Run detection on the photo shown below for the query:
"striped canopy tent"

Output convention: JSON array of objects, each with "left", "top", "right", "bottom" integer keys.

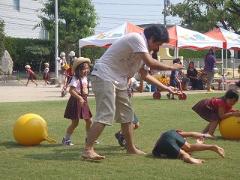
[
  {"left": 205, "top": 27, "right": 240, "bottom": 49},
  {"left": 79, "top": 22, "right": 143, "bottom": 50},
  {"left": 166, "top": 25, "right": 223, "bottom": 56},
  {"left": 205, "top": 27, "right": 240, "bottom": 71}
]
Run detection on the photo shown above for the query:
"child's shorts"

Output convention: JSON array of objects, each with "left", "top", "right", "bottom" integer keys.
[{"left": 152, "top": 130, "right": 186, "bottom": 159}]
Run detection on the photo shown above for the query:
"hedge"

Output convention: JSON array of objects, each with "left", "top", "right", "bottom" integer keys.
[{"left": 4, "top": 37, "right": 54, "bottom": 72}]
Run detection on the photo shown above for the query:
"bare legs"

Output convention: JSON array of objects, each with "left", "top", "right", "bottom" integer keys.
[
  {"left": 82, "top": 122, "right": 145, "bottom": 160},
  {"left": 66, "top": 119, "right": 79, "bottom": 136},
  {"left": 82, "top": 122, "right": 106, "bottom": 160},
  {"left": 183, "top": 143, "right": 225, "bottom": 158},
  {"left": 179, "top": 149, "right": 205, "bottom": 164},
  {"left": 179, "top": 142, "right": 225, "bottom": 164},
  {"left": 85, "top": 119, "right": 93, "bottom": 135},
  {"left": 26, "top": 79, "right": 38, "bottom": 86},
  {"left": 121, "top": 122, "right": 145, "bottom": 154}
]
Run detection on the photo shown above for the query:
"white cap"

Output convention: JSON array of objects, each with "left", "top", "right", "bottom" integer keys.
[
  {"left": 69, "top": 51, "right": 75, "bottom": 57},
  {"left": 60, "top": 52, "right": 66, "bottom": 57}
]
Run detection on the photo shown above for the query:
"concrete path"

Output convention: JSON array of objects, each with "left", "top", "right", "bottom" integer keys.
[{"left": 0, "top": 80, "right": 224, "bottom": 103}]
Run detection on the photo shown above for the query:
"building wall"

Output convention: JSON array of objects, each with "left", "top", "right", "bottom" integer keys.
[{"left": 0, "top": 0, "right": 48, "bottom": 39}]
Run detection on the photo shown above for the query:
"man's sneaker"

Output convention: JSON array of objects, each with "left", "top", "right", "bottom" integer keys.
[
  {"left": 62, "top": 137, "right": 74, "bottom": 146},
  {"left": 115, "top": 132, "right": 126, "bottom": 147}
]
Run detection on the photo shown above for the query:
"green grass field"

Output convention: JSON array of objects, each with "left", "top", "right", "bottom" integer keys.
[{"left": 0, "top": 93, "right": 240, "bottom": 180}]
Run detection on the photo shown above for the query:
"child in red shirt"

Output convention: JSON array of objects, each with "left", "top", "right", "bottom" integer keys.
[
  {"left": 25, "top": 65, "right": 38, "bottom": 86},
  {"left": 192, "top": 89, "right": 240, "bottom": 137}
]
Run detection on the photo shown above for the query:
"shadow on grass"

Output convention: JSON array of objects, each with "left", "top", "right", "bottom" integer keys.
[
  {"left": 23, "top": 145, "right": 125, "bottom": 162},
  {"left": 0, "top": 141, "right": 63, "bottom": 150},
  {"left": 0, "top": 141, "right": 25, "bottom": 149}
]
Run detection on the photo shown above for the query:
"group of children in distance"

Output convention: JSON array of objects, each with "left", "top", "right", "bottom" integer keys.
[
  {"left": 31, "top": 55, "right": 239, "bottom": 164},
  {"left": 24, "top": 62, "right": 50, "bottom": 86}
]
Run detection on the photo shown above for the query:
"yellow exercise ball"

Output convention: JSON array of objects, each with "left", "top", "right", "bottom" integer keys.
[
  {"left": 219, "top": 116, "right": 240, "bottom": 140},
  {"left": 13, "top": 113, "right": 56, "bottom": 146}
]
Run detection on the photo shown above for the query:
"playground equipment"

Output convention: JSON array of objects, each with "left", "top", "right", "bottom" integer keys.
[
  {"left": 219, "top": 116, "right": 240, "bottom": 140},
  {"left": 152, "top": 74, "right": 187, "bottom": 100},
  {"left": 13, "top": 113, "right": 56, "bottom": 146}
]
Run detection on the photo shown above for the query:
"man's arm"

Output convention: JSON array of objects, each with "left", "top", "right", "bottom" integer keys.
[
  {"left": 139, "top": 68, "right": 176, "bottom": 94},
  {"left": 138, "top": 52, "right": 183, "bottom": 71}
]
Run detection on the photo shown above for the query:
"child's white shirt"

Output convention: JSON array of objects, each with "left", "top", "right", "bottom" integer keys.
[{"left": 69, "top": 76, "right": 88, "bottom": 95}]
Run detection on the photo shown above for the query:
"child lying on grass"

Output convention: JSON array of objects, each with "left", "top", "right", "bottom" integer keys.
[{"left": 152, "top": 130, "right": 224, "bottom": 164}]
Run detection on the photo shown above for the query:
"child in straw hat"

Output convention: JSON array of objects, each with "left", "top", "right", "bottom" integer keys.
[{"left": 62, "top": 57, "right": 93, "bottom": 146}]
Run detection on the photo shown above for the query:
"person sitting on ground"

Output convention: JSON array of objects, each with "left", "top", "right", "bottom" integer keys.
[
  {"left": 152, "top": 129, "right": 225, "bottom": 164},
  {"left": 187, "top": 61, "right": 203, "bottom": 90}
]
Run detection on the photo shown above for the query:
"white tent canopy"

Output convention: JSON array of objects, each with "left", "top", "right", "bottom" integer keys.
[
  {"left": 79, "top": 22, "right": 143, "bottom": 48},
  {"left": 167, "top": 25, "right": 223, "bottom": 49}
]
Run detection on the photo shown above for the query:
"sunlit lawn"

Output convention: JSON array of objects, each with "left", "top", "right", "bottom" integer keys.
[{"left": 0, "top": 93, "right": 240, "bottom": 179}]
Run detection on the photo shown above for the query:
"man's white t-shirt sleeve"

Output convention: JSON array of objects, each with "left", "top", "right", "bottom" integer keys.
[{"left": 127, "top": 33, "right": 148, "bottom": 53}]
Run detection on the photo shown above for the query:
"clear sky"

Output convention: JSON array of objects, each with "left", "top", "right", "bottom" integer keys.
[{"left": 92, "top": 0, "right": 183, "bottom": 33}]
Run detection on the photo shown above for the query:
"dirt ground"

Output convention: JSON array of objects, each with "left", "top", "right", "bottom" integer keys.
[{"left": 0, "top": 79, "right": 222, "bottom": 103}]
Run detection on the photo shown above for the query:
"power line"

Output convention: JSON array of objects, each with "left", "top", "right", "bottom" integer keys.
[
  {"left": 100, "top": 16, "right": 163, "bottom": 21},
  {"left": 99, "top": 13, "right": 162, "bottom": 17},
  {"left": 92, "top": 1, "right": 163, "bottom": 6}
]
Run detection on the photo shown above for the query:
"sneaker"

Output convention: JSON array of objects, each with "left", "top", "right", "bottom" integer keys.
[
  {"left": 115, "top": 132, "right": 126, "bottom": 147},
  {"left": 62, "top": 137, "right": 74, "bottom": 146}
]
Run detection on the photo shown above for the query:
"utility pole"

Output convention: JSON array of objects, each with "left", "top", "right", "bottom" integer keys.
[
  {"left": 163, "top": 0, "right": 170, "bottom": 27},
  {"left": 55, "top": 0, "right": 59, "bottom": 79}
]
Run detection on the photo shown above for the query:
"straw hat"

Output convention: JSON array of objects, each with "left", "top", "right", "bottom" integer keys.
[
  {"left": 72, "top": 57, "right": 91, "bottom": 71},
  {"left": 25, "top": 65, "right": 31, "bottom": 69}
]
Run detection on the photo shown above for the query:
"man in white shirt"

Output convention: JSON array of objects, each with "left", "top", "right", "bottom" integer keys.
[{"left": 82, "top": 25, "right": 182, "bottom": 160}]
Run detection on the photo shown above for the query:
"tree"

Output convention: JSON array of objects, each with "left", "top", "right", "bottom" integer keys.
[
  {"left": 0, "top": 20, "right": 5, "bottom": 59},
  {"left": 170, "top": 0, "right": 240, "bottom": 32},
  {"left": 40, "top": 0, "right": 97, "bottom": 53},
  {"left": 24, "top": 46, "right": 51, "bottom": 73}
]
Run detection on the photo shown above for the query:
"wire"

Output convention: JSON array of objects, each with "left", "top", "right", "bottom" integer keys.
[
  {"left": 100, "top": 16, "right": 163, "bottom": 22},
  {"left": 92, "top": 1, "right": 163, "bottom": 6}
]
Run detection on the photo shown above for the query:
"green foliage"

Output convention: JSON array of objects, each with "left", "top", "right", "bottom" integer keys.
[
  {"left": 40, "top": 0, "right": 97, "bottom": 53},
  {"left": 81, "top": 47, "right": 106, "bottom": 64},
  {"left": 4, "top": 37, "right": 54, "bottom": 72},
  {"left": 1, "top": 94, "right": 240, "bottom": 179},
  {"left": 0, "top": 20, "right": 5, "bottom": 59},
  {"left": 170, "top": 0, "right": 240, "bottom": 32}
]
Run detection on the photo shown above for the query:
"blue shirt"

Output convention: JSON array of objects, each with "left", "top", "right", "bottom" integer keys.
[{"left": 204, "top": 53, "right": 216, "bottom": 72}]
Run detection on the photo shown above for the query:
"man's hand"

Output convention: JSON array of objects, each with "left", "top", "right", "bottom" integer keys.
[
  {"left": 173, "top": 63, "right": 184, "bottom": 70},
  {"left": 167, "top": 86, "right": 181, "bottom": 95}
]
